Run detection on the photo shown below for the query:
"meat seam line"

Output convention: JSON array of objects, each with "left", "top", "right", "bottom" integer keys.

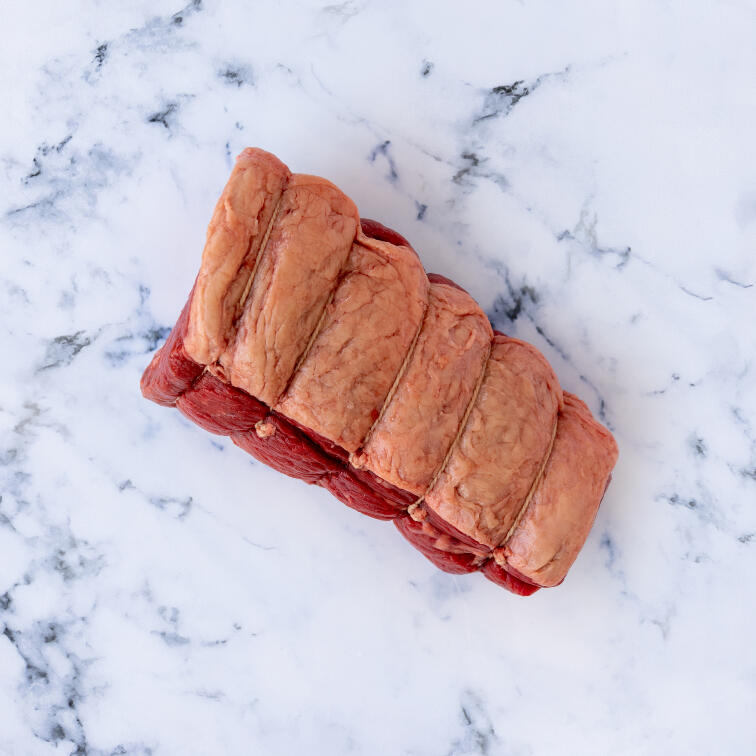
[
  {"left": 218, "top": 188, "right": 286, "bottom": 371},
  {"left": 271, "top": 217, "right": 363, "bottom": 407},
  {"left": 495, "top": 414, "right": 559, "bottom": 558},
  {"left": 348, "top": 270, "right": 431, "bottom": 466},
  {"left": 409, "top": 339, "right": 494, "bottom": 515}
]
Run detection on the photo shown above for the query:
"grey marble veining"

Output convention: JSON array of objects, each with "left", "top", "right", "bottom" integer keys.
[{"left": 2, "top": 1, "right": 755, "bottom": 754}]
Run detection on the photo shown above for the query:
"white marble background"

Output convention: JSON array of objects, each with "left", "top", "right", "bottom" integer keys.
[{"left": 2, "top": 1, "right": 755, "bottom": 754}]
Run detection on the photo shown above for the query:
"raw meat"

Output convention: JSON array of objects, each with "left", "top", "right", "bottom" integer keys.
[
  {"left": 496, "top": 393, "right": 618, "bottom": 586},
  {"left": 352, "top": 281, "right": 492, "bottom": 496},
  {"left": 185, "top": 149, "right": 290, "bottom": 365},
  {"left": 141, "top": 148, "right": 619, "bottom": 596},
  {"left": 217, "top": 175, "right": 359, "bottom": 405},
  {"left": 276, "top": 232, "right": 428, "bottom": 451},
  {"left": 423, "top": 333, "right": 562, "bottom": 550}
]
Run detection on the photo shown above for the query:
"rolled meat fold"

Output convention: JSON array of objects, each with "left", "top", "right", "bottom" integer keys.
[
  {"left": 141, "top": 147, "right": 619, "bottom": 596},
  {"left": 352, "top": 282, "right": 492, "bottom": 496},
  {"left": 423, "top": 334, "right": 563, "bottom": 549},
  {"left": 276, "top": 232, "right": 429, "bottom": 451},
  {"left": 496, "top": 393, "right": 618, "bottom": 587},
  {"left": 218, "top": 175, "right": 359, "bottom": 405},
  {"left": 184, "top": 149, "right": 290, "bottom": 366}
]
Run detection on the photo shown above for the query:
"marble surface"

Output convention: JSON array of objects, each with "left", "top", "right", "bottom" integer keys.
[{"left": 2, "top": 1, "right": 755, "bottom": 753}]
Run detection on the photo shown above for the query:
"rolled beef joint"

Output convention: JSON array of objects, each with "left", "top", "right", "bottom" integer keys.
[{"left": 141, "top": 148, "right": 619, "bottom": 596}]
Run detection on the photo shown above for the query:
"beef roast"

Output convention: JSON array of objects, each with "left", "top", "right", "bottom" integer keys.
[
  {"left": 351, "top": 282, "right": 492, "bottom": 496},
  {"left": 276, "top": 232, "right": 429, "bottom": 451},
  {"left": 141, "top": 148, "right": 619, "bottom": 596}
]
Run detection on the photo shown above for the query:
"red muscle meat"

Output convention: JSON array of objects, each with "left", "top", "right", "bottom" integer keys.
[{"left": 141, "top": 148, "right": 619, "bottom": 596}]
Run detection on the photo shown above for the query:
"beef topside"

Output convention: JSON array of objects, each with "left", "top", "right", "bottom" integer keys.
[{"left": 141, "top": 148, "right": 619, "bottom": 596}]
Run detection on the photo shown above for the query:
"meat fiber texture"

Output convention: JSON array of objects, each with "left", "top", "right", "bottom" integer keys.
[{"left": 141, "top": 148, "right": 619, "bottom": 596}]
